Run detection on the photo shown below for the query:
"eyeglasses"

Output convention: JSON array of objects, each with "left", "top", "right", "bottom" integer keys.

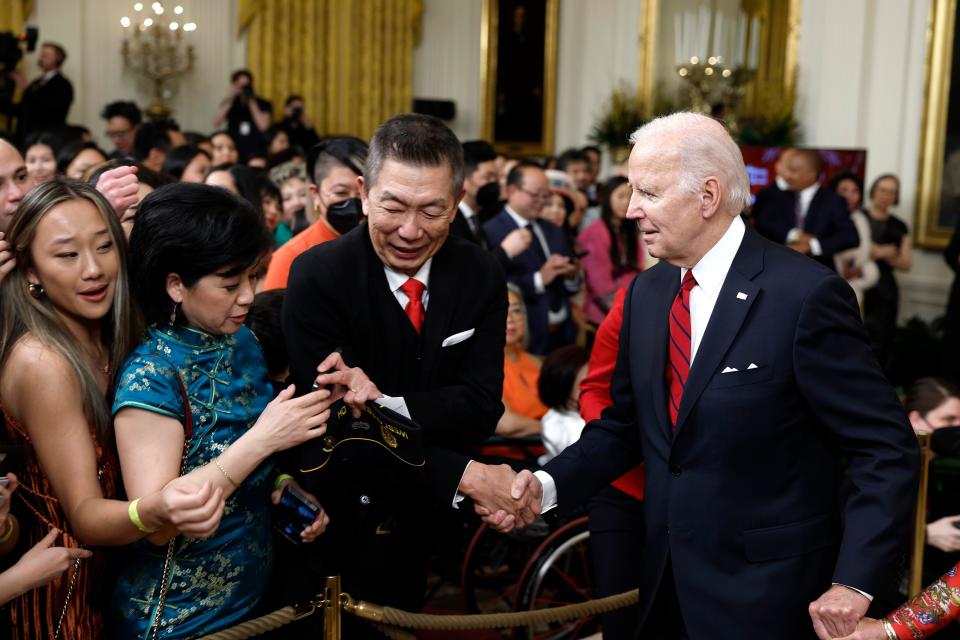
[{"left": 520, "top": 188, "right": 552, "bottom": 201}]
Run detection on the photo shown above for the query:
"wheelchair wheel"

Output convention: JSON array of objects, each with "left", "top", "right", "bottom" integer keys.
[
  {"left": 461, "top": 519, "right": 551, "bottom": 615},
  {"left": 513, "top": 516, "right": 597, "bottom": 640}
]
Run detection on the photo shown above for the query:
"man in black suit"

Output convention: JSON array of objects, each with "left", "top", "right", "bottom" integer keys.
[
  {"left": 449, "top": 139, "right": 531, "bottom": 272},
  {"left": 283, "top": 114, "right": 520, "bottom": 634},
  {"left": 752, "top": 148, "right": 859, "bottom": 270},
  {"left": 483, "top": 162, "right": 580, "bottom": 355},
  {"left": 14, "top": 42, "right": 73, "bottom": 145},
  {"left": 493, "top": 113, "right": 919, "bottom": 639}
]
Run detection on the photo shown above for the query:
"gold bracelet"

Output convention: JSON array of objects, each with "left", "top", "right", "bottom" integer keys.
[
  {"left": 0, "top": 515, "right": 15, "bottom": 544},
  {"left": 127, "top": 498, "right": 157, "bottom": 534},
  {"left": 881, "top": 619, "right": 899, "bottom": 640},
  {"left": 214, "top": 457, "right": 239, "bottom": 488}
]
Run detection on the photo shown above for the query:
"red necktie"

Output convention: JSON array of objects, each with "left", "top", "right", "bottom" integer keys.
[
  {"left": 400, "top": 278, "right": 426, "bottom": 334},
  {"left": 666, "top": 271, "right": 697, "bottom": 428}
]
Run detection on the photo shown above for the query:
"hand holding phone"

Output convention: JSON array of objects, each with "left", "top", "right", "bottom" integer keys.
[{"left": 273, "top": 484, "right": 322, "bottom": 545}]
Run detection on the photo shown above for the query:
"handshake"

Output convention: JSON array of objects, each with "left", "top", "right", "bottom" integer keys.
[{"left": 458, "top": 462, "right": 545, "bottom": 532}]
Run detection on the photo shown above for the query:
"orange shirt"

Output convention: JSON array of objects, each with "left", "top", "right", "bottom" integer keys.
[
  {"left": 262, "top": 218, "right": 340, "bottom": 290},
  {"left": 503, "top": 350, "right": 548, "bottom": 419}
]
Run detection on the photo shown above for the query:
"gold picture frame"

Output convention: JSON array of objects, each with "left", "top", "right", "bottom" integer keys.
[
  {"left": 916, "top": 0, "right": 958, "bottom": 250},
  {"left": 481, "top": 0, "right": 559, "bottom": 156}
]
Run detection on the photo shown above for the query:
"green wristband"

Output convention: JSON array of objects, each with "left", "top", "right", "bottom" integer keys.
[{"left": 274, "top": 473, "right": 295, "bottom": 492}]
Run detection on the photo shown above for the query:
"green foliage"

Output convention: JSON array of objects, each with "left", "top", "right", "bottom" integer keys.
[
  {"left": 733, "top": 110, "right": 800, "bottom": 146},
  {"left": 589, "top": 85, "right": 647, "bottom": 147}
]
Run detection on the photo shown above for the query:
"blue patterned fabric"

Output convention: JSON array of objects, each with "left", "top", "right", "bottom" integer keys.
[{"left": 109, "top": 323, "right": 274, "bottom": 639}]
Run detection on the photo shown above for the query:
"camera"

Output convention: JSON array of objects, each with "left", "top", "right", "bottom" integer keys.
[
  {"left": 242, "top": 85, "right": 253, "bottom": 99},
  {"left": 291, "top": 106, "right": 303, "bottom": 120}
]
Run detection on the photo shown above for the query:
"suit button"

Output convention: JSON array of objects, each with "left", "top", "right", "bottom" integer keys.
[
  {"left": 360, "top": 494, "right": 371, "bottom": 505},
  {"left": 670, "top": 465, "right": 682, "bottom": 476}
]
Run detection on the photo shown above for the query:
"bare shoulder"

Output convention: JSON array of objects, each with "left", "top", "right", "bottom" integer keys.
[{"left": 1, "top": 336, "right": 79, "bottom": 416}]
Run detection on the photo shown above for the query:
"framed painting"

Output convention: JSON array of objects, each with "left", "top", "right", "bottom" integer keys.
[
  {"left": 916, "top": 0, "right": 960, "bottom": 249},
  {"left": 481, "top": 0, "right": 559, "bottom": 156}
]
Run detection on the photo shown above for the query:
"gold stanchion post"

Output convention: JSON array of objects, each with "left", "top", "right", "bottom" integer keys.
[
  {"left": 323, "top": 576, "right": 342, "bottom": 640},
  {"left": 909, "top": 433, "right": 932, "bottom": 596}
]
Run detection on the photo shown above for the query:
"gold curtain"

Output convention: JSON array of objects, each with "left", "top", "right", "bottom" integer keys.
[
  {"left": 241, "top": 0, "right": 422, "bottom": 141},
  {"left": 0, "top": 0, "right": 31, "bottom": 33}
]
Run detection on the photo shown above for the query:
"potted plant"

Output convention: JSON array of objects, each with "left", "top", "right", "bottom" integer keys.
[{"left": 589, "top": 84, "right": 647, "bottom": 163}]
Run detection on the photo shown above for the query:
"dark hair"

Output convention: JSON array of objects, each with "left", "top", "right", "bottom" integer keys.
[
  {"left": 462, "top": 140, "right": 497, "bottom": 175},
  {"left": 506, "top": 160, "right": 543, "bottom": 190},
  {"left": 100, "top": 101, "right": 142, "bottom": 126},
  {"left": 365, "top": 114, "right": 464, "bottom": 194},
  {"left": 599, "top": 175, "right": 639, "bottom": 271},
  {"left": 869, "top": 173, "right": 900, "bottom": 206},
  {"left": 162, "top": 145, "right": 211, "bottom": 180},
  {"left": 42, "top": 42, "right": 67, "bottom": 65},
  {"left": 793, "top": 149, "right": 824, "bottom": 177},
  {"left": 905, "top": 377, "right": 960, "bottom": 417},
  {"left": 245, "top": 290, "right": 287, "bottom": 378},
  {"left": 266, "top": 147, "right": 303, "bottom": 170},
  {"left": 582, "top": 145, "right": 601, "bottom": 157},
  {"left": 56, "top": 141, "right": 107, "bottom": 175},
  {"left": 230, "top": 69, "right": 253, "bottom": 85},
  {"left": 265, "top": 125, "right": 288, "bottom": 149},
  {"left": 23, "top": 131, "right": 62, "bottom": 157},
  {"left": 827, "top": 171, "right": 863, "bottom": 198},
  {"left": 307, "top": 136, "right": 367, "bottom": 186},
  {"left": 129, "top": 183, "right": 270, "bottom": 325},
  {"left": 556, "top": 148, "right": 590, "bottom": 172},
  {"left": 133, "top": 119, "right": 179, "bottom": 161},
  {"left": 208, "top": 163, "right": 265, "bottom": 215},
  {"left": 284, "top": 94, "right": 304, "bottom": 107},
  {"left": 183, "top": 131, "right": 211, "bottom": 147},
  {"left": 87, "top": 158, "right": 170, "bottom": 190},
  {"left": 257, "top": 174, "right": 281, "bottom": 204},
  {"left": 538, "top": 345, "right": 590, "bottom": 411}
]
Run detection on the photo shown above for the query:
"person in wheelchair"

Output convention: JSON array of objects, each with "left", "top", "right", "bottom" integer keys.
[
  {"left": 498, "top": 284, "right": 547, "bottom": 438},
  {"left": 537, "top": 345, "right": 589, "bottom": 464}
]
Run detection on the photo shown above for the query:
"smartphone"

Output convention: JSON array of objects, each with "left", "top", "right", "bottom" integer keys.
[
  {"left": 273, "top": 484, "right": 321, "bottom": 544},
  {"left": 574, "top": 249, "right": 590, "bottom": 259},
  {"left": 0, "top": 477, "right": 7, "bottom": 488}
]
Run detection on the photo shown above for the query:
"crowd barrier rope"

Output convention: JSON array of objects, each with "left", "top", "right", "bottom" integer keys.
[{"left": 197, "top": 575, "right": 639, "bottom": 639}]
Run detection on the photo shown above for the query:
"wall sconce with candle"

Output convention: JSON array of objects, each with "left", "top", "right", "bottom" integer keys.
[{"left": 120, "top": 2, "right": 196, "bottom": 120}]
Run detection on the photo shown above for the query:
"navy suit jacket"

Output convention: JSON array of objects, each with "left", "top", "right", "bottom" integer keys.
[
  {"left": 483, "top": 209, "right": 574, "bottom": 354},
  {"left": 543, "top": 226, "right": 919, "bottom": 639},
  {"left": 753, "top": 184, "right": 859, "bottom": 270}
]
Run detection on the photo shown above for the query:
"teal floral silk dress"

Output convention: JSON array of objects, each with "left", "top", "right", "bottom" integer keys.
[{"left": 109, "top": 324, "right": 275, "bottom": 639}]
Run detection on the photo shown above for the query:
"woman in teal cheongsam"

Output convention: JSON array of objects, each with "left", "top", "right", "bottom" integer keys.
[{"left": 109, "top": 183, "right": 331, "bottom": 639}]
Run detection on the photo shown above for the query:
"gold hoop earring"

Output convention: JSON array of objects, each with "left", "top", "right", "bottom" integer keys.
[
  {"left": 169, "top": 302, "right": 178, "bottom": 325},
  {"left": 28, "top": 283, "right": 44, "bottom": 299}
]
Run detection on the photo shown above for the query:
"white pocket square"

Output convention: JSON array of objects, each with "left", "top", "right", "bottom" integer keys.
[
  {"left": 747, "top": 363, "right": 759, "bottom": 370},
  {"left": 721, "top": 366, "right": 739, "bottom": 373},
  {"left": 442, "top": 328, "right": 475, "bottom": 347}
]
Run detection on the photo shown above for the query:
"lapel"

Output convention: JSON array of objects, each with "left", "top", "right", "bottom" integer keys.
[
  {"left": 642, "top": 265, "right": 681, "bottom": 440},
  {"left": 673, "top": 227, "right": 765, "bottom": 433},
  {"left": 804, "top": 188, "right": 824, "bottom": 230},
  {"left": 418, "top": 241, "right": 459, "bottom": 387}
]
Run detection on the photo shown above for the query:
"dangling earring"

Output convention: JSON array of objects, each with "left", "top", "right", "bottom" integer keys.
[
  {"left": 169, "top": 302, "right": 178, "bottom": 325},
  {"left": 28, "top": 283, "right": 44, "bottom": 299}
]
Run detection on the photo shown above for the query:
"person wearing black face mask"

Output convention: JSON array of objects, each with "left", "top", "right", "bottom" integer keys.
[
  {"left": 450, "top": 140, "right": 532, "bottom": 274},
  {"left": 263, "top": 137, "right": 368, "bottom": 290}
]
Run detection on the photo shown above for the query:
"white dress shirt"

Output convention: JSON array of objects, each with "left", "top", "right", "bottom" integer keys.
[
  {"left": 786, "top": 183, "right": 823, "bottom": 256},
  {"left": 503, "top": 205, "right": 570, "bottom": 324},
  {"left": 376, "top": 259, "right": 432, "bottom": 419}
]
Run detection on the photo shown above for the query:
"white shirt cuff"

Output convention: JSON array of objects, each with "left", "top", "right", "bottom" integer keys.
[
  {"left": 833, "top": 583, "right": 873, "bottom": 602},
  {"left": 533, "top": 272, "right": 545, "bottom": 295},
  {"left": 786, "top": 228, "right": 802, "bottom": 244},
  {"left": 377, "top": 395, "right": 410, "bottom": 419},
  {"left": 809, "top": 237, "right": 822, "bottom": 256},
  {"left": 534, "top": 470, "right": 557, "bottom": 513},
  {"left": 452, "top": 460, "right": 473, "bottom": 509}
]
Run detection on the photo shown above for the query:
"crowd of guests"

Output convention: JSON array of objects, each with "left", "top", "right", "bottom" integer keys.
[{"left": 0, "top": 53, "right": 958, "bottom": 640}]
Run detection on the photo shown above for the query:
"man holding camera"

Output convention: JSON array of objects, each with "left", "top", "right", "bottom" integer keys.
[
  {"left": 279, "top": 95, "right": 319, "bottom": 152},
  {"left": 212, "top": 69, "right": 272, "bottom": 161}
]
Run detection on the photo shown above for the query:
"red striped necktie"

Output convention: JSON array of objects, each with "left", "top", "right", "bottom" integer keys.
[{"left": 666, "top": 271, "right": 697, "bottom": 428}]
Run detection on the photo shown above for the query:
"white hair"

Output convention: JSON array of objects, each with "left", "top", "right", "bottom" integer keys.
[{"left": 628, "top": 112, "right": 751, "bottom": 215}]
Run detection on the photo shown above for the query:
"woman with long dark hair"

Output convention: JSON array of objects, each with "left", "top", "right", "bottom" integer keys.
[{"left": 576, "top": 175, "right": 645, "bottom": 326}]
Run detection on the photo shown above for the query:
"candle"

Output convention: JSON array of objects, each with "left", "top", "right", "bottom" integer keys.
[{"left": 675, "top": 13, "right": 682, "bottom": 65}]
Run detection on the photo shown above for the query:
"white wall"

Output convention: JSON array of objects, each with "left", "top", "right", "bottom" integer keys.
[
  {"left": 795, "top": 0, "right": 950, "bottom": 323},
  {"left": 22, "top": 0, "right": 246, "bottom": 148},
  {"left": 412, "top": 0, "right": 642, "bottom": 151}
]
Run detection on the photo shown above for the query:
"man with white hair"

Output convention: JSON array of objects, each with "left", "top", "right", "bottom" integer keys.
[{"left": 492, "top": 113, "right": 918, "bottom": 639}]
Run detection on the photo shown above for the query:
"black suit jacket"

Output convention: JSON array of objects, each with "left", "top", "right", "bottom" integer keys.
[
  {"left": 483, "top": 209, "right": 576, "bottom": 354},
  {"left": 16, "top": 72, "right": 73, "bottom": 142},
  {"left": 753, "top": 184, "right": 859, "bottom": 269},
  {"left": 543, "top": 225, "right": 919, "bottom": 639},
  {"left": 449, "top": 205, "right": 511, "bottom": 273},
  {"left": 283, "top": 223, "right": 507, "bottom": 504}
]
